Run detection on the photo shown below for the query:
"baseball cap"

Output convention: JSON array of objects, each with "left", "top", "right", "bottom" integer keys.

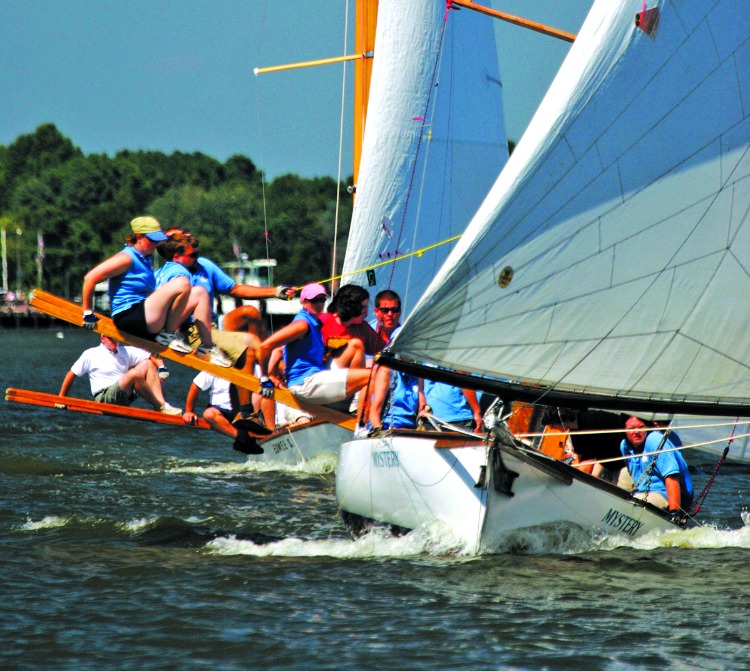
[
  {"left": 130, "top": 216, "right": 168, "bottom": 242},
  {"left": 300, "top": 283, "right": 327, "bottom": 301}
]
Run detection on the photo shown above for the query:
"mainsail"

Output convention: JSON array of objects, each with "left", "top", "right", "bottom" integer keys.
[
  {"left": 341, "top": 0, "right": 508, "bottom": 314},
  {"left": 390, "top": 0, "right": 750, "bottom": 414}
]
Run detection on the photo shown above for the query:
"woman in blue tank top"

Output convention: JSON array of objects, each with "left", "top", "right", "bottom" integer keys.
[{"left": 80, "top": 216, "right": 194, "bottom": 348}]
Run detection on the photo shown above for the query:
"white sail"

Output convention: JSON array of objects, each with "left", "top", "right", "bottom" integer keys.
[
  {"left": 341, "top": 0, "right": 508, "bottom": 315},
  {"left": 392, "top": 0, "right": 750, "bottom": 411}
]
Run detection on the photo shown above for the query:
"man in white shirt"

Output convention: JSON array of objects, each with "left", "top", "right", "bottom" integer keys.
[
  {"left": 59, "top": 335, "right": 181, "bottom": 415},
  {"left": 182, "top": 370, "right": 264, "bottom": 454}
]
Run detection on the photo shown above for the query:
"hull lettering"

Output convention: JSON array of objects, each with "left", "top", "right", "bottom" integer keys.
[
  {"left": 601, "top": 509, "right": 644, "bottom": 537},
  {"left": 372, "top": 450, "right": 400, "bottom": 468}
]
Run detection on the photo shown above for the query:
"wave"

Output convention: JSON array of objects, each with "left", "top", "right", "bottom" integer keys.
[
  {"left": 207, "top": 521, "right": 480, "bottom": 559},
  {"left": 169, "top": 452, "right": 337, "bottom": 477}
]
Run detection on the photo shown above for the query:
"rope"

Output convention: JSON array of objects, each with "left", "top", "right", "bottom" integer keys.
[
  {"left": 691, "top": 422, "right": 737, "bottom": 515},
  {"left": 387, "top": 5, "right": 451, "bottom": 290},
  {"left": 316, "top": 233, "right": 462, "bottom": 286},
  {"left": 330, "top": 0, "right": 351, "bottom": 289}
]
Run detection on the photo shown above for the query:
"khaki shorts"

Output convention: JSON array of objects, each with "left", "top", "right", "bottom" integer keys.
[
  {"left": 186, "top": 325, "right": 248, "bottom": 364},
  {"left": 94, "top": 382, "right": 134, "bottom": 406},
  {"left": 288, "top": 369, "right": 348, "bottom": 404}
]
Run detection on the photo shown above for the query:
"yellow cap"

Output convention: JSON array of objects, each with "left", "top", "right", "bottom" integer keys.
[{"left": 130, "top": 216, "right": 167, "bottom": 242}]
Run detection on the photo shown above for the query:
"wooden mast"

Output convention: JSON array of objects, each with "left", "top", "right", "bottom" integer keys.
[{"left": 353, "top": 0, "right": 378, "bottom": 188}]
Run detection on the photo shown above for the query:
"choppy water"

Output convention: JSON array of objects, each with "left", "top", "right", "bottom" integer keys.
[{"left": 2, "top": 330, "right": 749, "bottom": 671}]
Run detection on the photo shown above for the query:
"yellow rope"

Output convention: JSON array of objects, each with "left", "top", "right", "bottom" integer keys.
[{"left": 315, "top": 233, "right": 462, "bottom": 286}]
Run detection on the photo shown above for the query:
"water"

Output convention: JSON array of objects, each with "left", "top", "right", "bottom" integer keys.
[{"left": 2, "top": 330, "right": 749, "bottom": 671}]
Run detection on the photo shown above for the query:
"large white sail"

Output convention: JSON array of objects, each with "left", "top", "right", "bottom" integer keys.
[
  {"left": 392, "top": 0, "right": 750, "bottom": 412},
  {"left": 341, "top": 0, "right": 508, "bottom": 315}
]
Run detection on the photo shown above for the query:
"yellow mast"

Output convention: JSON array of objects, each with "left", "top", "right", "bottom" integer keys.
[{"left": 353, "top": 0, "right": 378, "bottom": 187}]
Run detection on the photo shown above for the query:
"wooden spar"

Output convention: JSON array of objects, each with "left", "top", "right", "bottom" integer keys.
[
  {"left": 254, "top": 52, "right": 368, "bottom": 76},
  {"left": 28, "top": 289, "right": 357, "bottom": 431},
  {"left": 5, "top": 387, "right": 212, "bottom": 430},
  {"left": 353, "top": 0, "right": 378, "bottom": 187},
  {"left": 450, "top": 0, "right": 576, "bottom": 43}
]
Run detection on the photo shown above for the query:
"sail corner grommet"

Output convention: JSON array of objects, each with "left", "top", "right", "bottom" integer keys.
[{"left": 635, "top": 5, "right": 659, "bottom": 38}]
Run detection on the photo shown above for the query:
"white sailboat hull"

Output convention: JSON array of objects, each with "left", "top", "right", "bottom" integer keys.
[
  {"left": 253, "top": 420, "right": 350, "bottom": 466},
  {"left": 337, "top": 432, "right": 676, "bottom": 553}
]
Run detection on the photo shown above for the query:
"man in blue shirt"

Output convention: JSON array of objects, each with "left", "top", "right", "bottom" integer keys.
[
  {"left": 423, "top": 380, "right": 482, "bottom": 432},
  {"left": 620, "top": 416, "right": 693, "bottom": 513}
]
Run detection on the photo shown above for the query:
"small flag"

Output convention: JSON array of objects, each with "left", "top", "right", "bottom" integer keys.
[
  {"left": 37, "top": 233, "right": 45, "bottom": 260},
  {"left": 232, "top": 239, "right": 240, "bottom": 259}
]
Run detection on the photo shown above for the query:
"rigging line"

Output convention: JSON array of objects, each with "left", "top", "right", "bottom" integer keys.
[
  {"left": 403, "top": 9, "right": 449, "bottom": 314},
  {"left": 251, "top": 1, "right": 272, "bottom": 266},
  {"left": 282, "top": 424, "right": 308, "bottom": 465},
  {"left": 387, "top": 6, "right": 450, "bottom": 290},
  {"left": 578, "top": 431, "right": 750, "bottom": 466},
  {"left": 517, "top": 419, "right": 750, "bottom": 438},
  {"left": 331, "top": 0, "right": 351, "bottom": 288},
  {"left": 317, "top": 233, "right": 461, "bottom": 285},
  {"left": 254, "top": 71, "right": 275, "bottom": 330}
]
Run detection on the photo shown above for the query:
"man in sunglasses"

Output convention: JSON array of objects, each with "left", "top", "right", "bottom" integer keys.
[
  {"left": 364, "top": 290, "right": 425, "bottom": 435},
  {"left": 372, "top": 290, "right": 402, "bottom": 346}
]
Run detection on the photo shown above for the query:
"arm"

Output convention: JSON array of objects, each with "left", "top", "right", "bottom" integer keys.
[
  {"left": 665, "top": 474, "right": 681, "bottom": 511},
  {"left": 81, "top": 252, "right": 132, "bottom": 312},
  {"left": 368, "top": 365, "right": 391, "bottom": 429},
  {"left": 183, "top": 383, "right": 201, "bottom": 425},
  {"left": 267, "top": 346, "right": 286, "bottom": 388},
  {"left": 59, "top": 370, "right": 77, "bottom": 397},
  {"left": 230, "top": 284, "right": 296, "bottom": 300},
  {"left": 462, "top": 389, "right": 483, "bottom": 432},
  {"left": 257, "top": 319, "right": 309, "bottom": 378}
]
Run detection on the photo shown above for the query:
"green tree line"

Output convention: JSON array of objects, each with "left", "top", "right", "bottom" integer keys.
[{"left": 0, "top": 124, "right": 353, "bottom": 298}]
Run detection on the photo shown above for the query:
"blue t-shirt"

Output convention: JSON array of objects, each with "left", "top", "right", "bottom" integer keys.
[
  {"left": 109, "top": 246, "right": 156, "bottom": 317},
  {"left": 191, "top": 258, "right": 235, "bottom": 302},
  {"left": 155, "top": 260, "right": 192, "bottom": 287},
  {"left": 620, "top": 431, "right": 693, "bottom": 503},
  {"left": 423, "top": 380, "right": 472, "bottom": 423},
  {"left": 382, "top": 370, "right": 420, "bottom": 429},
  {"left": 284, "top": 310, "right": 325, "bottom": 387}
]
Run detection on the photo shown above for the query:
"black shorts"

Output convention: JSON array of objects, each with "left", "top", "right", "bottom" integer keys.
[
  {"left": 112, "top": 301, "right": 153, "bottom": 339},
  {"left": 213, "top": 407, "right": 234, "bottom": 422}
]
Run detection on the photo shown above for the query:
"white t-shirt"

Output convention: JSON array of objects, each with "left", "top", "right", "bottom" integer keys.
[
  {"left": 70, "top": 344, "right": 150, "bottom": 396},
  {"left": 192, "top": 371, "right": 232, "bottom": 411}
]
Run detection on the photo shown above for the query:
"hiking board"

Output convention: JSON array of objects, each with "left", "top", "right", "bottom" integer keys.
[
  {"left": 29, "top": 289, "right": 356, "bottom": 430},
  {"left": 5, "top": 387, "right": 212, "bottom": 429}
]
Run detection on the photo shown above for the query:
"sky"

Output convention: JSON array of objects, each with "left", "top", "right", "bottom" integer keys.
[{"left": 1, "top": 1, "right": 592, "bottom": 181}]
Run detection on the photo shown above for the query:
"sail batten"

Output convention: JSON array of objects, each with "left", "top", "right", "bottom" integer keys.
[{"left": 391, "top": 0, "right": 750, "bottom": 411}]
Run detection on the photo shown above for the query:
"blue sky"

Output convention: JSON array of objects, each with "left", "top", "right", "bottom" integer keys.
[{"left": 1, "top": 1, "right": 591, "bottom": 180}]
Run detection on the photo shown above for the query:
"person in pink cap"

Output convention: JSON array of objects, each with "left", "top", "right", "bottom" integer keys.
[{"left": 256, "top": 283, "right": 371, "bottom": 409}]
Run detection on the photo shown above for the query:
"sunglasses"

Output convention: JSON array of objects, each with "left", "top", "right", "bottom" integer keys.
[
  {"left": 376, "top": 306, "right": 400, "bottom": 314},
  {"left": 310, "top": 296, "right": 327, "bottom": 304},
  {"left": 183, "top": 251, "right": 199, "bottom": 259}
]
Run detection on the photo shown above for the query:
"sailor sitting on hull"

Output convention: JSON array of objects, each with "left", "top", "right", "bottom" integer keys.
[{"left": 620, "top": 415, "right": 693, "bottom": 514}]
